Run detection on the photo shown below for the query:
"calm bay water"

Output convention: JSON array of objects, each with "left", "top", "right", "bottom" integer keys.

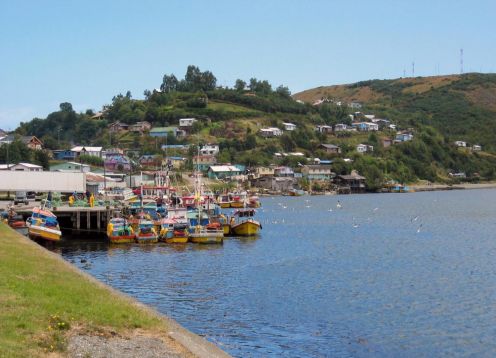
[{"left": 51, "top": 189, "right": 496, "bottom": 357}]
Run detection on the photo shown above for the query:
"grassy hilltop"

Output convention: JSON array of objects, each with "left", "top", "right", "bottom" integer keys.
[{"left": 4, "top": 68, "right": 496, "bottom": 188}]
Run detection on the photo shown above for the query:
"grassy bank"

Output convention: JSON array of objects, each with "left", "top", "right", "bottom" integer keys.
[{"left": 0, "top": 223, "right": 168, "bottom": 357}]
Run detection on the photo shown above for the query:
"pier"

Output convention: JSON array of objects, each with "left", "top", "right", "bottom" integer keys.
[{"left": 3, "top": 203, "right": 116, "bottom": 235}]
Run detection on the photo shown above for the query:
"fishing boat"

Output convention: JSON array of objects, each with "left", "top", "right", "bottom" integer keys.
[
  {"left": 169, "top": 222, "right": 190, "bottom": 243},
  {"left": 229, "top": 209, "right": 261, "bottom": 236},
  {"left": 135, "top": 218, "right": 158, "bottom": 243},
  {"left": 247, "top": 195, "right": 261, "bottom": 208},
  {"left": 230, "top": 192, "right": 247, "bottom": 208},
  {"left": 189, "top": 225, "right": 223, "bottom": 244},
  {"left": 217, "top": 194, "right": 232, "bottom": 208},
  {"left": 209, "top": 214, "right": 230, "bottom": 235},
  {"left": 26, "top": 207, "right": 62, "bottom": 242},
  {"left": 107, "top": 217, "right": 135, "bottom": 244},
  {"left": 288, "top": 188, "right": 305, "bottom": 196}
]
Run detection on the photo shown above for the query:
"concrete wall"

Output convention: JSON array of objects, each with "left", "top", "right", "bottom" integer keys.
[{"left": 0, "top": 172, "right": 86, "bottom": 192}]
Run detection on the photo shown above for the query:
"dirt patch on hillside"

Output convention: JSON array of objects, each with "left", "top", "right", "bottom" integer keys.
[
  {"left": 464, "top": 85, "right": 496, "bottom": 111},
  {"left": 401, "top": 75, "right": 458, "bottom": 94}
]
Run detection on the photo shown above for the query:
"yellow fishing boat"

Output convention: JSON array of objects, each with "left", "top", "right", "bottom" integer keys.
[
  {"left": 160, "top": 220, "right": 189, "bottom": 243},
  {"left": 229, "top": 209, "right": 261, "bottom": 236},
  {"left": 217, "top": 194, "right": 232, "bottom": 208},
  {"left": 189, "top": 225, "right": 224, "bottom": 244},
  {"left": 26, "top": 207, "right": 62, "bottom": 242},
  {"left": 107, "top": 217, "right": 135, "bottom": 244}
]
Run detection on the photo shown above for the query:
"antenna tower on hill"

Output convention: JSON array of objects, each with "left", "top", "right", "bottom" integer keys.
[{"left": 460, "top": 48, "right": 464, "bottom": 74}]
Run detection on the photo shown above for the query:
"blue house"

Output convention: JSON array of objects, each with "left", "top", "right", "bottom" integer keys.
[{"left": 52, "top": 149, "right": 76, "bottom": 160}]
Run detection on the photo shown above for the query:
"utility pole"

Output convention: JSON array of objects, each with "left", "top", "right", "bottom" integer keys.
[{"left": 412, "top": 62, "right": 415, "bottom": 77}]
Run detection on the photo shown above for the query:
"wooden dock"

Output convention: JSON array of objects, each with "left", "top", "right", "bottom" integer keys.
[{"left": 8, "top": 204, "right": 116, "bottom": 234}]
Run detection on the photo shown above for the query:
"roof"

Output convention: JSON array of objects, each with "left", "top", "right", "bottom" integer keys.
[
  {"left": 0, "top": 164, "right": 14, "bottom": 170},
  {"left": 16, "top": 162, "right": 42, "bottom": 168},
  {"left": 304, "top": 165, "right": 332, "bottom": 170},
  {"left": 320, "top": 144, "right": 340, "bottom": 149},
  {"left": 51, "top": 161, "right": 89, "bottom": 167},
  {"left": 71, "top": 146, "right": 102, "bottom": 152},
  {"left": 150, "top": 127, "right": 177, "bottom": 132},
  {"left": 208, "top": 165, "right": 241, "bottom": 172},
  {"left": 339, "top": 174, "right": 366, "bottom": 180}
]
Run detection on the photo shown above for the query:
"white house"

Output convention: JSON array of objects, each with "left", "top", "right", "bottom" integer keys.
[
  {"left": 259, "top": 127, "right": 283, "bottom": 137},
  {"left": 364, "top": 114, "right": 375, "bottom": 120},
  {"left": 71, "top": 146, "right": 103, "bottom": 158},
  {"left": 10, "top": 163, "right": 43, "bottom": 172},
  {"left": 282, "top": 122, "right": 296, "bottom": 131},
  {"left": 472, "top": 144, "right": 482, "bottom": 152},
  {"left": 179, "top": 118, "right": 197, "bottom": 127},
  {"left": 356, "top": 144, "right": 373, "bottom": 153},
  {"left": 315, "top": 125, "right": 333, "bottom": 133},
  {"left": 454, "top": 141, "right": 467, "bottom": 147},
  {"left": 334, "top": 123, "right": 348, "bottom": 132},
  {"left": 200, "top": 144, "right": 220, "bottom": 156}
]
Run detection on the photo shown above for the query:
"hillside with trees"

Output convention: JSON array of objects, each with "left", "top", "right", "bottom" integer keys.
[{"left": 7, "top": 68, "right": 496, "bottom": 189}]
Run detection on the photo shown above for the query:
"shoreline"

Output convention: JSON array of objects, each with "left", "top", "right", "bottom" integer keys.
[{"left": 0, "top": 223, "right": 231, "bottom": 358}]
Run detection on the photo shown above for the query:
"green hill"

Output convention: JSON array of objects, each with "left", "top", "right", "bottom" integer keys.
[
  {"left": 4, "top": 68, "right": 496, "bottom": 189},
  {"left": 294, "top": 73, "right": 496, "bottom": 152}
]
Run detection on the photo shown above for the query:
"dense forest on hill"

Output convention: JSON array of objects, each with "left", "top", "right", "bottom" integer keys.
[{"left": 7, "top": 68, "right": 496, "bottom": 187}]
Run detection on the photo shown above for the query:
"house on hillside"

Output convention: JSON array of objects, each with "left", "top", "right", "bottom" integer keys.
[
  {"left": 161, "top": 144, "right": 190, "bottom": 151},
  {"left": 315, "top": 125, "right": 333, "bottom": 134},
  {"left": 274, "top": 166, "right": 294, "bottom": 177},
  {"left": 105, "top": 155, "right": 132, "bottom": 171},
  {"left": 301, "top": 165, "right": 333, "bottom": 181},
  {"left": 282, "top": 122, "right": 296, "bottom": 131},
  {"left": 179, "top": 118, "right": 197, "bottom": 127},
  {"left": 194, "top": 155, "right": 217, "bottom": 172},
  {"left": 354, "top": 122, "right": 379, "bottom": 132},
  {"left": 52, "top": 149, "right": 76, "bottom": 160},
  {"left": 395, "top": 132, "right": 414, "bottom": 142},
  {"left": 251, "top": 176, "right": 295, "bottom": 192},
  {"left": 253, "top": 166, "right": 275, "bottom": 178},
  {"left": 129, "top": 121, "right": 151, "bottom": 133},
  {"left": 381, "top": 137, "right": 393, "bottom": 148},
  {"left": 50, "top": 162, "right": 90, "bottom": 173},
  {"left": 10, "top": 163, "right": 43, "bottom": 172},
  {"left": 200, "top": 144, "right": 219, "bottom": 156},
  {"left": 472, "top": 144, "right": 482, "bottom": 152},
  {"left": 139, "top": 154, "right": 161, "bottom": 167},
  {"left": 356, "top": 144, "right": 373, "bottom": 153},
  {"left": 165, "top": 156, "right": 186, "bottom": 169},
  {"left": 259, "top": 127, "right": 283, "bottom": 137},
  {"left": 1, "top": 135, "right": 44, "bottom": 150},
  {"left": 319, "top": 144, "right": 341, "bottom": 154},
  {"left": 71, "top": 146, "right": 103, "bottom": 158},
  {"left": 207, "top": 165, "right": 242, "bottom": 179},
  {"left": 454, "top": 140, "right": 467, "bottom": 147},
  {"left": 108, "top": 121, "right": 129, "bottom": 133},
  {"left": 349, "top": 102, "right": 362, "bottom": 109},
  {"left": 333, "top": 123, "right": 349, "bottom": 132},
  {"left": 150, "top": 127, "right": 178, "bottom": 137},
  {"left": 334, "top": 171, "right": 366, "bottom": 194}
]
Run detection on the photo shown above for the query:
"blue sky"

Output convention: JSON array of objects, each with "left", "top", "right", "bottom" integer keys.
[{"left": 1, "top": 0, "right": 495, "bottom": 128}]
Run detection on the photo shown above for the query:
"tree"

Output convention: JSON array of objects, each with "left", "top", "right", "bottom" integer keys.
[
  {"left": 234, "top": 79, "right": 246, "bottom": 91},
  {"left": 160, "top": 74, "right": 179, "bottom": 92},
  {"left": 59, "top": 102, "right": 73, "bottom": 112},
  {"left": 276, "top": 85, "right": 291, "bottom": 97}
]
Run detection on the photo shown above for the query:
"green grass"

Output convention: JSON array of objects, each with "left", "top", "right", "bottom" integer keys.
[
  {"left": 208, "top": 100, "right": 259, "bottom": 113},
  {"left": 0, "top": 224, "right": 165, "bottom": 357}
]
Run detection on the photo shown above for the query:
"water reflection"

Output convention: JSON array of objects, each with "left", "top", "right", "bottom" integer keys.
[{"left": 49, "top": 189, "right": 496, "bottom": 357}]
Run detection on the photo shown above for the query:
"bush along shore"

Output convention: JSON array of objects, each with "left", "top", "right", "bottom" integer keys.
[{"left": 0, "top": 223, "right": 230, "bottom": 358}]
